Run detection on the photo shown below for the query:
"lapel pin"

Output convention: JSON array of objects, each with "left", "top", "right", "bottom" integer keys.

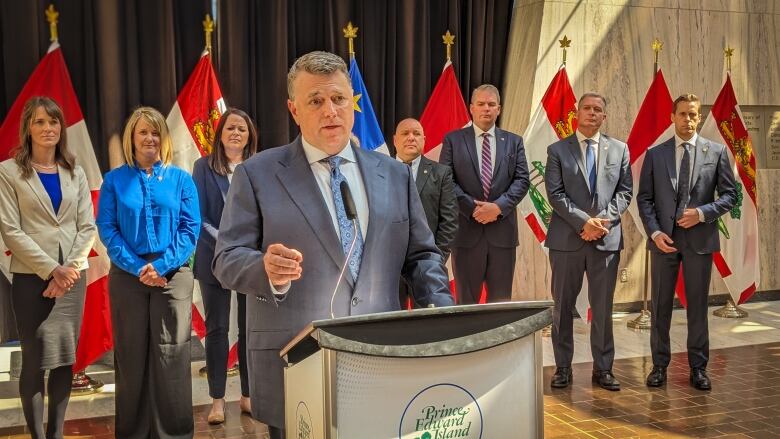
[
  {"left": 424, "top": 170, "right": 428, "bottom": 174},
  {"left": 703, "top": 147, "right": 708, "bottom": 152}
]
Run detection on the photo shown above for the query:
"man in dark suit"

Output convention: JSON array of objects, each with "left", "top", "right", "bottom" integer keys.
[
  {"left": 393, "top": 118, "right": 458, "bottom": 307},
  {"left": 544, "top": 93, "right": 633, "bottom": 391},
  {"left": 637, "top": 94, "right": 737, "bottom": 391},
  {"left": 439, "top": 84, "right": 530, "bottom": 304},
  {"left": 212, "top": 51, "right": 454, "bottom": 439}
]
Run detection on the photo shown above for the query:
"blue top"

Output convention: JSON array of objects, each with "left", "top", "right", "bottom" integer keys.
[
  {"left": 37, "top": 171, "right": 62, "bottom": 214},
  {"left": 96, "top": 161, "right": 201, "bottom": 277}
]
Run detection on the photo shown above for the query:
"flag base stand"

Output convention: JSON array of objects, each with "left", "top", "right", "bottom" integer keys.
[
  {"left": 71, "top": 372, "right": 104, "bottom": 395},
  {"left": 713, "top": 298, "right": 748, "bottom": 318},
  {"left": 198, "top": 365, "right": 240, "bottom": 378},
  {"left": 627, "top": 310, "right": 652, "bottom": 330},
  {"left": 541, "top": 324, "right": 552, "bottom": 337}
]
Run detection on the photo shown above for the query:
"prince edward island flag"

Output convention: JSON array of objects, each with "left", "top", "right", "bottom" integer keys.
[{"left": 349, "top": 57, "right": 389, "bottom": 154}]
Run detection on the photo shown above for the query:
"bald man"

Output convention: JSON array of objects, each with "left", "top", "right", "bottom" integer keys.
[{"left": 394, "top": 118, "right": 458, "bottom": 306}]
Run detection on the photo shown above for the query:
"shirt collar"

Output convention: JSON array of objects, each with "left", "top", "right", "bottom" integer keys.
[
  {"left": 473, "top": 124, "right": 496, "bottom": 138},
  {"left": 575, "top": 130, "right": 601, "bottom": 145},
  {"left": 674, "top": 133, "right": 698, "bottom": 148},
  {"left": 396, "top": 154, "right": 421, "bottom": 167},
  {"left": 301, "top": 136, "right": 355, "bottom": 165},
  {"left": 133, "top": 160, "right": 163, "bottom": 174}
]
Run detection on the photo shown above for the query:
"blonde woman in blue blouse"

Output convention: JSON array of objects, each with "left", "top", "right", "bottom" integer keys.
[{"left": 96, "top": 107, "right": 200, "bottom": 439}]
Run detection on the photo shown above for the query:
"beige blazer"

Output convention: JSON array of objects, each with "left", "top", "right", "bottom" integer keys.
[{"left": 0, "top": 158, "right": 96, "bottom": 279}]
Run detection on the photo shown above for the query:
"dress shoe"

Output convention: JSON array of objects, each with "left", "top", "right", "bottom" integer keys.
[
  {"left": 239, "top": 396, "right": 252, "bottom": 415},
  {"left": 550, "top": 367, "right": 572, "bottom": 388},
  {"left": 690, "top": 368, "right": 712, "bottom": 390},
  {"left": 207, "top": 398, "right": 226, "bottom": 425},
  {"left": 592, "top": 370, "right": 621, "bottom": 391},
  {"left": 646, "top": 366, "right": 667, "bottom": 387}
]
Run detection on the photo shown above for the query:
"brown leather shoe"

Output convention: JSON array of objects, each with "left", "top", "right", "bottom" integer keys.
[
  {"left": 592, "top": 370, "right": 621, "bottom": 391},
  {"left": 551, "top": 367, "right": 572, "bottom": 388}
]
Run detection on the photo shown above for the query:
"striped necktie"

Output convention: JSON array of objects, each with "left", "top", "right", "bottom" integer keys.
[{"left": 480, "top": 132, "right": 492, "bottom": 200}]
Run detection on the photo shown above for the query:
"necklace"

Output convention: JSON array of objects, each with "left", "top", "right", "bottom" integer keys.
[{"left": 31, "top": 161, "right": 57, "bottom": 170}]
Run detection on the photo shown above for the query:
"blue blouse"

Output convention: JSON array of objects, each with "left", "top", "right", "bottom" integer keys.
[
  {"left": 37, "top": 171, "right": 62, "bottom": 214},
  {"left": 96, "top": 161, "right": 201, "bottom": 277}
]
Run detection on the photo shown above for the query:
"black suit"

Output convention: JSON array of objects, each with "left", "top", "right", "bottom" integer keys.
[
  {"left": 399, "top": 156, "right": 458, "bottom": 307},
  {"left": 637, "top": 136, "right": 737, "bottom": 369},
  {"left": 440, "top": 126, "right": 530, "bottom": 303}
]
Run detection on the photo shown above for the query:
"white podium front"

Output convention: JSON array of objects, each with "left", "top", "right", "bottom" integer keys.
[{"left": 281, "top": 301, "right": 553, "bottom": 439}]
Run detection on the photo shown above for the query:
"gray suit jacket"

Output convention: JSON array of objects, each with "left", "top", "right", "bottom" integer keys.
[
  {"left": 439, "top": 126, "right": 530, "bottom": 248},
  {"left": 212, "top": 137, "right": 453, "bottom": 426},
  {"left": 637, "top": 136, "right": 737, "bottom": 254},
  {"left": 544, "top": 134, "right": 633, "bottom": 252},
  {"left": 415, "top": 156, "right": 458, "bottom": 260}
]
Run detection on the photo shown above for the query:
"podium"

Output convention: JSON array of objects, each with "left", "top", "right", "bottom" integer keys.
[{"left": 281, "top": 301, "right": 553, "bottom": 439}]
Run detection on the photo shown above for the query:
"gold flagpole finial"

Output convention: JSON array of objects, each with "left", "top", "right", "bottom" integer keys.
[
  {"left": 203, "top": 14, "right": 214, "bottom": 53},
  {"left": 724, "top": 46, "right": 734, "bottom": 72},
  {"left": 558, "top": 35, "right": 571, "bottom": 65},
  {"left": 45, "top": 4, "right": 59, "bottom": 43},
  {"left": 442, "top": 30, "right": 455, "bottom": 62},
  {"left": 652, "top": 38, "right": 663, "bottom": 73},
  {"left": 343, "top": 21, "right": 358, "bottom": 61}
]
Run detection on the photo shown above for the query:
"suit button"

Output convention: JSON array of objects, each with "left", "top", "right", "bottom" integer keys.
[{"left": 351, "top": 297, "right": 359, "bottom": 307}]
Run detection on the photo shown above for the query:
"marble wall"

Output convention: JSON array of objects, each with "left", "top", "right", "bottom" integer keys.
[{"left": 503, "top": 0, "right": 780, "bottom": 303}]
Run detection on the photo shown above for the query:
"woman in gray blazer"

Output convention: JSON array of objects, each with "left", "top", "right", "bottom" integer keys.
[
  {"left": 0, "top": 96, "right": 96, "bottom": 439},
  {"left": 192, "top": 108, "right": 258, "bottom": 424}
]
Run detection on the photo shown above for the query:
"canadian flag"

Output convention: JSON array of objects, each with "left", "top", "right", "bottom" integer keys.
[
  {"left": 419, "top": 61, "right": 482, "bottom": 303},
  {"left": 166, "top": 52, "right": 241, "bottom": 368},
  {"left": 519, "top": 67, "right": 591, "bottom": 321},
  {"left": 0, "top": 42, "right": 112, "bottom": 372},
  {"left": 700, "top": 74, "right": 760, "bottom": 304}
]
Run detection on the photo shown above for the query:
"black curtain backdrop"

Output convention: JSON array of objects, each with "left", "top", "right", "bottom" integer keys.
[{"left": 1, "top": 0, "right": 513, "bottom": 170}]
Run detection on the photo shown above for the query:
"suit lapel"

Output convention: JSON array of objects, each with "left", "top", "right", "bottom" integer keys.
[
  {"left": 416, "top": 157, "right": 432, "bottom": 194},
  {"left": 492, "top": 128, "right": 508, "bottom": 181},
  {"left": 595, "top": 135, "right": 610, "bottom": 197},
  {"left": 276, "top": 139, "right": 346, "bottom": 275},
  {"left": 691, "top": 136, "right": 709, "bottom": 188},
  {"left": 661, "top": 138, "right": 677, "bottom": 189},
  {"left": 56, "top": 167, "right": 75, "bottom": 221},
  {"left": 564, "top": 135, "right": 588, "bottom": 188},
  {"left": 25, "top": 169, "right": 57, "bottom": 222},
  {"left": 464, "top": 127, "right": 481, "bottom": 179},
  {"left": 354, "top": 146, "right": 386, "bottom": 281},
  {"left": 211, "top": 169, "right": 230, "bottom": 202}
]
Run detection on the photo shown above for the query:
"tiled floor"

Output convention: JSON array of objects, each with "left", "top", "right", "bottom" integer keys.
[{"left": 2, "top": 302, "right": 780, "bottom": 438}]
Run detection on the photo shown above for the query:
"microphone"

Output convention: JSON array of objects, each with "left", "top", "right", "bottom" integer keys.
[{"left": 330, "top": 180, "right": 360, "bottom": 319}]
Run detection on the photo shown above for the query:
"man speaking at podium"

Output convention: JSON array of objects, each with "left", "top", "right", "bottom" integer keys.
[{"left": 213, "top": 51, "right": 454, "bottom": 438}]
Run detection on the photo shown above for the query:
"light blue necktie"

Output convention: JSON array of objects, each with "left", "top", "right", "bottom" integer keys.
[
  {"left": 585, "top": 139, "right": 597, "bottom": 195},
  {"left": 325, "top": 156, "right": 364, "bottom": 281}
]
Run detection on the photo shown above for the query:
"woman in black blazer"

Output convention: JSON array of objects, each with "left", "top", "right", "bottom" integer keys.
[{"left": 192, "top": 108, "right": 258, "bottom": 424}]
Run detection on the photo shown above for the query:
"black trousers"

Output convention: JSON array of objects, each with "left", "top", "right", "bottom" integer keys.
[
  {"left": 650, "top": 236, "right": 713, "bottom": 369},
  {"left": 109, "top": 265, "right": 194, "bottom": 439},
  {"left": 549, "top": 246, "right": 619, "bottom": 372},
  {"left": 451, "top": 241, "right": 515, "bottom": 304},
  {"left": 199, "top": 281, "right": 248, "bottom": 399}
]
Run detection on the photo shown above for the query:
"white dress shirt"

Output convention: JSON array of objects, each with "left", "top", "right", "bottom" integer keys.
[
  {"left": 473, "top": 125, "right": 497, "bottom": 173},
  {"left": 396, "top": 154, "right": 421, "bottom": 181},
  {"left": 575, "top": 130, "right": 601, "bottom": 191},
  {"left": 227, "top": 162, "right": 238, "bottom": 183}
]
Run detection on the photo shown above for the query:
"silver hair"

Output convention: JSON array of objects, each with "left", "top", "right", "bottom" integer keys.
[
  {"left": 578, "top": 92, "right": 607, "bottom": 109},
  {"left": 471, "top": 84, "right": 501, "bottom": 105},
  {"left": 287, "top": 51, "right": 351, "bottom": 100}
]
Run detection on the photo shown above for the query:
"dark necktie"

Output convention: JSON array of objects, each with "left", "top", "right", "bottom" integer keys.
[
  {"left": 480, "top": 133, "right": 492, "bottom": 200},
  {"left": 675, "top": 143, "right": 692, "bottom": 219},
  {"left": 324, "top": 156, "right": 364, "bottom": 281},
  {"left": 585, "top": 139, "right": 597, "bottom": 195}
]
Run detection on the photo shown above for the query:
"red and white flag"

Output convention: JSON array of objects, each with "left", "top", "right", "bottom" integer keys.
[
  {"left": 166, "top": 52, "right": 241, "bottom": 368},
  {"left": 700, "top": 74, "right": 760, "bottom": 304},
  {"left": 0, "top": 42, "right": 112, "bottom": 372},
  {"left": 519, "top": 67, "right": 592, "bottom": 320}
]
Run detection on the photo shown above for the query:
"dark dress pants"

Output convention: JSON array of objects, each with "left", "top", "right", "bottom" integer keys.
[
  {"left": 650, "top": 229, "right": 713, "bottom": 369},
  {"left": 109, "top": 265, "right": 194, "bottom": 439},
  {"left": 199, "top": 281, "right": 249, "bottom": 399},
  {"left": 549, "top": 246, "right": 619, "bottom": 372},
  {"left": 451, "top": 239, "right": 515, "bottom": 304}
]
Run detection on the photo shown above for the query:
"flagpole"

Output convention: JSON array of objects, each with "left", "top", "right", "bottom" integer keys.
[
  {"left": 343, "top": 21, "right": 358, "bottom": 62},
  {"left": 713, "top": 45, "right": 748, "bottom": 319},
  {"left": 627, "top": 38, "right": 664, "bottom": 332},
  {"left": 43, "top": 2, "right": 104, "bottom": 394}
]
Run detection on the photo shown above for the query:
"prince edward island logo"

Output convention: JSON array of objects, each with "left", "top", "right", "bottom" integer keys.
[{"left": 399, "top": 384, "right": 483, "bottom": 439}]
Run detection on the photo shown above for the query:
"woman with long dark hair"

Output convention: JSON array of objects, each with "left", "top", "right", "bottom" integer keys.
[{"left": 0, "top": 96, "right": 96, "bottom": 439}]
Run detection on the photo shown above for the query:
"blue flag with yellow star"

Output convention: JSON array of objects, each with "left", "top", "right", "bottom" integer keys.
[{"left": 349, "top": 57, "right": 388, "bottom": 154}]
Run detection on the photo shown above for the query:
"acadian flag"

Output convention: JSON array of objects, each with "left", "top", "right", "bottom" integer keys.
[
  {"left": 700, "top": 74, "right": 760, "bottom": 304},
  {"left": 166, "top": 51, "right": 226, "bottom": 173},
  {"left": 166, "top": 51, "right": 242, "bottom": 368},
  {"left": 420, "top": 61, "right": 470, "bottom": 161},
  {"left": 0, "top": 42, "right": 112, "bottom": 372},
  {"left": 348, "top": 58, "right": 388, "bottom": 154},
  {"left": 520, "top": 67, "right": 592, "bottom": 320}
]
